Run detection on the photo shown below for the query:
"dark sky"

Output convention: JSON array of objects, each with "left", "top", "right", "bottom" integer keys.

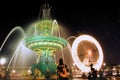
[{"left": 0, "top": 1, "right": 120, "bottom": 65}]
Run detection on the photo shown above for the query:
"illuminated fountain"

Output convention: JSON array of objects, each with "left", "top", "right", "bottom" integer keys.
[
  {"left": 0, "top": 4, "right": 104, "bottom": 79},
  {"left": 0, "top": 4, "right": 68, "bottom": 80},
  {"left": 22, "top": 5, "right": 68, "bottom": 79}
]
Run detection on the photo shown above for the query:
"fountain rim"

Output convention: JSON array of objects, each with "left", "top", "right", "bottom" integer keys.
[
  {"left": 22, "top": 35, "right": 68, "bottom": 53},
  {"left": 23, "top": 36, "right": 67, "bottom": 45}
]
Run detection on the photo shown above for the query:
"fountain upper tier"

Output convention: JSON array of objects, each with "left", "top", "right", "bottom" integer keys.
[
  {"left": 23, "top": 19, "right": 68, "bottom": 54},
  {"left": 35, "top": 19, "right": 54, "bottom": 36}
]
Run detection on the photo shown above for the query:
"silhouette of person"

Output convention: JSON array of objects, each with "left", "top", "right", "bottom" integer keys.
[
  {"left": 91, "top": 68, "right": 97, "bottom": 80},
  {"left": 57, "top": 58, "right": 69, "bottom": 80},
  {"left": 87, "top": 72, "right": 92, "bottom": 80},
  {"left": 88, "top": 63, "right": 97, "bottom": 80}
]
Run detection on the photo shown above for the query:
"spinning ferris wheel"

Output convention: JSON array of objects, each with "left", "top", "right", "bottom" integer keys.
[{"left": 71, "top": 35, "right": 103, "bottom": 73}]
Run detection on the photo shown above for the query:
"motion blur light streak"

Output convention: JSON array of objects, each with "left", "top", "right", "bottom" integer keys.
[{"left": 71, "top": 35, "right": 103, "bottom": 72}]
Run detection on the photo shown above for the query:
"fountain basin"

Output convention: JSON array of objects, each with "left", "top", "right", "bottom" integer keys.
[{"left": 23, "top": 36, "right": 67, "bottom": 54}]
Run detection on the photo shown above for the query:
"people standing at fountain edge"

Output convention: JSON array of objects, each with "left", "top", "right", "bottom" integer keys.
[{"left": 57, "top": 58, "right": 69, "bottom": 80}]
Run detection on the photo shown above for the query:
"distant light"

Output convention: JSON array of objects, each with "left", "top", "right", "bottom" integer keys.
[
  {"left": 103, "top": 62, "right": 106, "bottom": 66},
  {"left": 73, "top": 63, "right": 75, "bottom": 66},
  {"left": 97, "top": 74, "right": 100, "bottom": 77},
  {"left": 0, "top": 58, "right": 6, "bottom": 65},
  {"left": 112, "top": 72, "right": 117, "bottom": 76},
  {"left": 27, "top": 69, "right": 31, "bottom": 74},
  {"left": 112, "top": 67, "right": 116, "bottom": 71},
  {"left": 12, "top": 69, "right": 16, "bottom": 73}
]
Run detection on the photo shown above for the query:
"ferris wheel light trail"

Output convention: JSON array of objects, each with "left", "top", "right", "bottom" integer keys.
[{"left": 71, "top": 35, "right": 103, "bottom": 72}]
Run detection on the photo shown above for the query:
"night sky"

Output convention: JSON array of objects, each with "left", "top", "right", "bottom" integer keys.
[{"left": 0, "top": 1, "right": 120, "bottom": 65}]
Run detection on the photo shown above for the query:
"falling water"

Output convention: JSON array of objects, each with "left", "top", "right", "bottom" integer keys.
[
  {"left": 7, "top": 43, "right": 21, "bottom": 69},
  {"left": 0, "top": 26, "right": 26, "bottom": 51},
  {"left": 51, "top": 20, "right": 65, "bottom": 60},
  {"left": 67, "top": 36, "right": 77, "bottom": 41},
  {"left": 0, "top": 26, "right": 26, "bottom": 69}
]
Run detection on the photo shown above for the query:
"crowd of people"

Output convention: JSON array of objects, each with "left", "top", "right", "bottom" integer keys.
[{"left": 87, "top": 63, "right": 107, "bottom": 80}]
